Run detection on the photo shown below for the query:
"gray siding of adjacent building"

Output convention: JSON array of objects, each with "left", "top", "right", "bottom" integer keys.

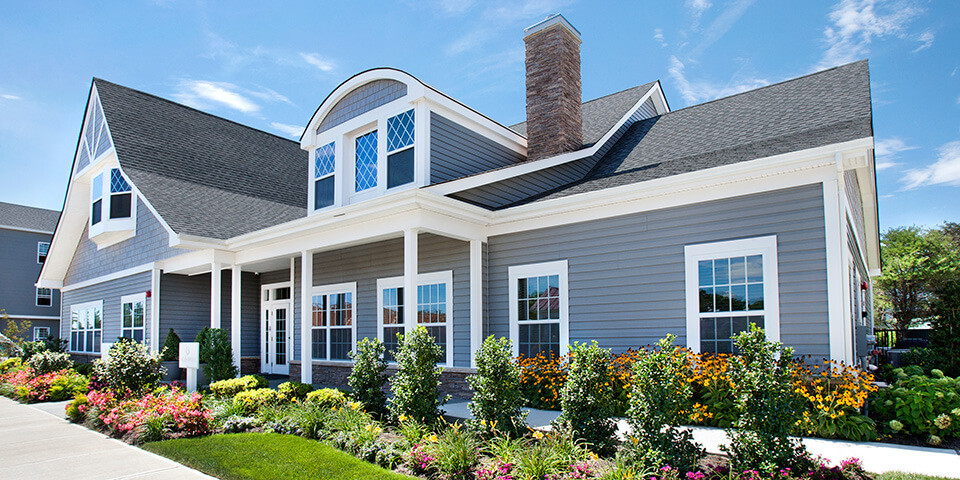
[
  {"left": 450, "top": 98, "right": 660, "bottom": 209},
  {"left": 63, "top": 198, "right": 181, "bottom": 285},
  {"left": 844, "top": 170, "right": 865, "bottom": 246},
  {"left": 485, "top": 183, "right": 831, "bottom": 358},
  {"left": 317, "top": 80, "right": 407, "bottom": 134},
  {"left": 60, "top": 271, "right": 153, "bottom": 347},
  {"left": 430, "top": 113, "right": 525, "bottom": 184},
  {"left": 0, "top": 228, "right": 60, "bottom": 318},
  {"left": 158, "top": 271, "right": 261, "bottom": 358}
]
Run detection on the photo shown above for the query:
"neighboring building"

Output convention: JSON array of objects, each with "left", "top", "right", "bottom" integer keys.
[
  {"left": 38, "top": 15, "right": 879, "bottom": 393},
  {"left": 0, "top": 201, "right": 62, "bottom": 341}
]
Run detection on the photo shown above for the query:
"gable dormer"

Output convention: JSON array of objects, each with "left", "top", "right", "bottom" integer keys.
[{"left": 301, "top": 69, "right": 526, "bottom": 214}]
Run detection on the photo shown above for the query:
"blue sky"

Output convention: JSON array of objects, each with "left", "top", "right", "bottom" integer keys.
[{"left": 0, "top": 0, "right": 957, "bottom": 231}]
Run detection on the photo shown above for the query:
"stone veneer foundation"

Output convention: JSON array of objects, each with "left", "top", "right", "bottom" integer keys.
[{"left": 289, "top": 361, "right": 475, "bottom": 400}]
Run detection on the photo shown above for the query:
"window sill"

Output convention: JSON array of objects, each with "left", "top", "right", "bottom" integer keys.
[{"left": 89, "top": 217, "right": 135, "bottom": 249}]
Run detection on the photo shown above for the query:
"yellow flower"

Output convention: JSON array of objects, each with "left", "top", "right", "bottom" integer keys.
[
  {"left": 399, "top": 414, "right": 408, "bottom": 423},
  {"left": 348, "top": 401, "right": 362, "bottom": 411},
  {"left": 532, "top": 431, "right": 544, "bottom": 439},
  {"left": 428, "top": 434, "right": 438, "bottom": 442}
]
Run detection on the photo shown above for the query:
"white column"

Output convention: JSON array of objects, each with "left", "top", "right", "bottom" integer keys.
[
  {"left": 300, "top": 252, "right": 313, "bottom": 384},
  {"left": 150, "top": 267, "right": 161, "bottom": 353},
  {"left": 469, "top": 240, "right": 483, "bottom": 368},
  {"left": 210, "top": 262, "right": 221, "bottom": 329},
  {"left": 823, "top": 174, "right": 846, "bottom": 363},
  {"left": 403, "top": 229, "right": 419, "bottom": 335},
  {"left": 231, "top": 265, "right": 242, "bottom": 376}
]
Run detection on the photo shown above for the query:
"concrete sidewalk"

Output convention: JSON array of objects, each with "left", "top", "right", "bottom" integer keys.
[
  {"left": 445, "top": 401, "right": 960, "bottom": 477},
  {"left": 0, "top": 396, "right": 213, "bottom": 480}
]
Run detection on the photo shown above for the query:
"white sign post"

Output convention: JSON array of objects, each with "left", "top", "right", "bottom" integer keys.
[{"left": 179, "top": 342, "right": 200, "bottom": 392}]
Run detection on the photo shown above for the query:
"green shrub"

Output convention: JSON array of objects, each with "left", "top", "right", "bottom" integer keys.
[
  {"left": 66, "top": 392, "right": 87, "bottom": 421},
  {"left": 19, "top": 341, "right": 48, "bottom": 361},
  {"left": 468, "top": 335, "right": 527, "bottom": 437},
  {"left": 389, "top": 326, "right": 447, "bottom": 423},
  {"left": 348, "top": 336, "right": 388, "bottom": 416},
  {"left": 210, "top": 375, "right": 268, "bottom": 397},
  {"left": 48, "top": 371, "right": 89, "bottom": 401},
  {"left": 26, "top": 351, "right": 73, "bottom": 375},
  {"left": 233, "top": 388, "right": 284, "bottom": 415},
  {"left": 93, "top": 337, "right": 162, "bottom": 393},
  {"left": 73, "top": 362, "right": 94, "bottom": 376},
  {"left": 196, "top": 327, "right": 237, "bottom": 382},
  {"left": 723, "top": 325, "right": 808, "bottom": 474},
  {"left": 278, "top": 381, "right": 312, "bottom": 401},
  {"left": 305, "top": 388, "right": 348, "bottom": 408},
  {"left": 627, "top": 335, "right": 703, "bottom": 473},
  {"left": 423, "top": 425, "right": 480, "bottom": 479},
  {"left": 0, "top": 357, "right": 22, "bottom": 373},
  {"left": 556, "top": 341, "right": 616, "bottom": 455},
  {"left": 160, "top": 329, "right": 181, "bottom": 362},
  {"left": 872, "top": 371, "right": 960, "bottom": 440}
]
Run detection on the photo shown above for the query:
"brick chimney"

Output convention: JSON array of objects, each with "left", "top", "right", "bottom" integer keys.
[{"left": 524, "top": 14, "right": 582, "bottom": 161}]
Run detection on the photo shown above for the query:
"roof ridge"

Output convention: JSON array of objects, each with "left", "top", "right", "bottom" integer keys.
[
  {"left": 661, "top": 60, "right": 868, "bottom": 116},
  {"left": 0, "top": 201, "right": 61, "bottom": 214},
  {"left": 508, "top": 81, "right": 658, "bottom": 129},
  {"left": 92, "top": 77, "right": 301, "bottom": 145}
]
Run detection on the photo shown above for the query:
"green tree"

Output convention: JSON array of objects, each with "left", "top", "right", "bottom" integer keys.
[
  {"left": 1, "top": 309, "right": 32, "bottom": 346},
  {"left": 874, "top": 226, "right": 954, "bottom": 332},
  {"left": 926, "top": 222, "right": 960, "bottom": 375}
]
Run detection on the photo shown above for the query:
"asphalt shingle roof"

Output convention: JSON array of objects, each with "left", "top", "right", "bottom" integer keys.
[
  {"left": 511, "top": 60, "right": 873, "bottom": 206},
  {"left": 0, "top": 202, "right": 60, "bottom": 233},
  {"left": 94, "top": 79, "right": 307, "bottom": 239},
  {"left": 509, "top": 81, "right": 659, "bottom": 148}
]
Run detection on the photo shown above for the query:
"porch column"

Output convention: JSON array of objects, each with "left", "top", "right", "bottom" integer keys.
[
  {"left": 300, "top": 251, "right": 313, "bottom": 384},
  {"left": 469, "top": 240, "right": 483, "bottom": 368},
  {"left": 150, "top": 267, "right": 161, "bottom": 354},
  {"left": 403, "top": 229, "right": 419, "bottom": 335},
  {"left": 210, "top": 262, "right": 221, "bottom": 329},
  {"left": 231, "top": 265, "right": 242, "bottom": 376}
]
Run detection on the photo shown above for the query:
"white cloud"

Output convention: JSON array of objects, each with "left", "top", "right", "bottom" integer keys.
[
  {"left": 668, "top": 55, "right": 769, "bottom": 104},
  {"left": 653, "top": 28, "right": 668, "bottom": 47},
  {"left": 299, "top": 52, "right": 336, "bottom": 72},
  {"left": 875, "top": 137, "right": 917, "bottom": 171},
  {"left": 686, "top": 0, "right": 712, "bottom": 17},
  {"left": 902, "top": 141, "right": 960, "bottom": 189},
  {"left": 270, "top": 122, "right": 305, "bottom": 138},
  {"left": 173, "top": 80, "right": 259, "bottom": 113},
  {"left": 688, "top": 0, "right": 756, "bottom": 59},
  {"left": 815, "top": 0, "right": 928, "bottom": 71},
  {"left": 912, "top": 30, "right": 934, "bottom": 52},
  {"left": 0, "top": 94, "right": 20, "bottom": 100}
]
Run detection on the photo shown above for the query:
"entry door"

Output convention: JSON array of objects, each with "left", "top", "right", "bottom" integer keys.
[{"left": 262, "top": 303, "right": 291, "bottom": 375}]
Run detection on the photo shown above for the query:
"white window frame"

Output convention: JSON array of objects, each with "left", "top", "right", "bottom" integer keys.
[
  {"left": 684, "top": 235, "right": 780, "bottom": 353},
  {"left": 508, "top": 260, "right": 570, "bottom": 358},
  {"left": 36, "top": 287, "right": 53, "bottom": 307},
  {"left": 385, "top": 108, "right": 416, "bottom": 191},
  {"left": 70, "top": 300, "right": 103, "bottom": 354},
  {"left": 88, "top": 165, "right": 137, "bottom": 245},
  {"left": 310, "top": 282, "right": 358, "bottom": 362},
  {"left": 33, "top": 326, "right": 50, "bottom": 340},
  {"left": 120, "top": 293, "right": 146, "bottom": 343},
  {"left": 312, "top": 141, "right": 337, "bottom": 212},
  {"left": 37, "top": 241, "right": 50, "bottom": 264},
  {"left": 377, "top": 270, "right": 454, "bottom": 366},
  {"left": 348, "top": 125, "right": 381, "bottom": 203}
]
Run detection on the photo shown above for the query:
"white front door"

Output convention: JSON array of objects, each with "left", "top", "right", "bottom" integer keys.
[{"left": 262, "top": 303, "right": 292, "bottom": 375}]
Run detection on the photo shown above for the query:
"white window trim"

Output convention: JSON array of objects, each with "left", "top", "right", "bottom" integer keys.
[
  {"left": 120, "top": 293, "right": 146, "bottom": 342},
  {"left": 310, "top": 281, "right": 358, "bottom": 362},
  {"left": 33, "top": 326, "right": 50, "bottom": 340},
  {"left": 37, "top": 241, "right": 50, "bottom": 264},
  {"left": 88, "top": 165, "right": 138, "bottom": 247},
  {"left": 69, "top": 300, "right": 103, "bottom": 354},
  {"left": 376, "top": 270, "right": 454, "bottom": 366},
  {"left": 508, "top": 260, "right": 570, "bottom": 358},
  {"left": 312, "top": 141, "right": 337, "bottom": 213},
  {"left": 35, "top": 287, "right": 53, "bottom": 307},
  {"left": 347, "top": 125, "right": 381, "bottom": 204},
  {"left": 684, "top": 235, "right": 780, "bottom": 353}
]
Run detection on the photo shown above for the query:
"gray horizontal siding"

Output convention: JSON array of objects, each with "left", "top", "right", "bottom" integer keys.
[
  {"left": 430, "top": 112, "right": 525, "bottom": 184},
  {"left": 844, "top": 170, "right": 865, "bottom": 246},
  {"left": 0, "top": 228, "right": 60, "bottom": 317},
  {"left": 60, "top": 271, "right": 153, "bottom": 348},
  {"left": 317, "top": 80, "right": 406, "bottom": 134},
  {"left": 63, "top": 197, "right": 181, "bottom": 285},
  {"left": 486, "top": 183, "right": 830, "bottom": 358}
]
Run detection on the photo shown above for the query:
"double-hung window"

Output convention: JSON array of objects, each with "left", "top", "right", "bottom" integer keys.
[
  {"left": 684, "top": 236, "right": 780, "bottom": 354},
  {"left": 311, "top": 283, "right": 356, "bottom": 361},
  {"left": 36, "top": 288, "right": 52, "bottom": 307},
  {"left": 91, "top": 173, "right": 104, "bottom": 225},
  {"left": 70, "top": 301, "right": 102, "bottom": 353},
  {"left": 314, "top": 142, "right": 335, "bottom": 210},
  {"left": 509, "top": 260, "right": 569, "bottom": 359},
  {"left": 37, "top": 242, "right": 50, "bottom": 264},
  {"left": 33, "top": 326, "right": 50, "bottom": 341},
  {"left": 377, "top": 271, "right": 453, "bottom": 365},
  {"left": 121, "top": 293, "right": 146, "bottom": 342},
  {"left": 386, "top": 109, "right": 414, "bottom": 188},
  {"left": 354, "top": 130, "right": 378, "bottom": 192},
  {"left": 109, "top": 168, "right": 132, "bottom": 219}
]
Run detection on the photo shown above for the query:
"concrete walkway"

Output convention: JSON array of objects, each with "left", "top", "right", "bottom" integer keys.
[
  {"left": 445, "top": 401, "right": 960, "bottom": 477},
  {"left": 0, "top": 396, "right": 213, "bottom": 480}
]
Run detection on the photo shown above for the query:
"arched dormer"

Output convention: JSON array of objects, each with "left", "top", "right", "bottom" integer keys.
[{"left": 301, "top": 68, "right": 526, "bottom": 214}]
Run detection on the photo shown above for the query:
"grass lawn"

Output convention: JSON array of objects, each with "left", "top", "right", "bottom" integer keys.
[
  {"left": 874, "top": 473, "right": 960, "bottom": 480},
  {"left": 142, "top": 432, "right": 412, "bottom": 480}
]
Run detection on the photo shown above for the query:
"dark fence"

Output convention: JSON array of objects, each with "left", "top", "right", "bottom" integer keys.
[{"left": 873, "top": 328, "right": 930, "bottom": 349}]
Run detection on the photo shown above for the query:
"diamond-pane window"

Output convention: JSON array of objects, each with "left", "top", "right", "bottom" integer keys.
[
  {"left": 387, "top": 109, "right": 414, "bottom": 152},
  {"left": 110, "top": 168, "right": 130, "bottom": 193},
  {"left": 315, "top": 142, "right": 335, "bottom": 178},
  {"left": 355, "top": 130, "right": 378, "bottom": 192}
]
